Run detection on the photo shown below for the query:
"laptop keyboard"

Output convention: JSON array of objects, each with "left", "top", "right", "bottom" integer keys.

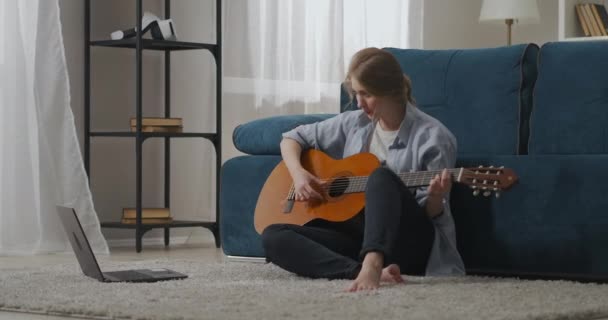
[{"left": 104, "top": 270, "right": 152, "bottom": 281}]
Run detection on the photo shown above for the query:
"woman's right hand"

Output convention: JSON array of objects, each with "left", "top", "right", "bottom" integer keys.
[{"left": 292, "top": 168, "right": 327, "bottom": 202}]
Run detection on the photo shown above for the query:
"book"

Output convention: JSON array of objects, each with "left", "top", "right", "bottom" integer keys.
[
  {"left": 592, "top": 3, "right": 608, "bottom": 35},
  {"left": 583, "top": 3, "right": 602, "bottom": 36},
  {"left": 130, "top": 126, "right": 183, "bottom": 133},
  {"left": 590, "top": 3, "right": 608, "bottom": 36},
  {"left": 122, "top": 208, "right": 171, "bottom": 219},
  {"left": 121, "top": 217, "right": 174, "bottom": 225},
  {"left": 580, "top": 4, "right": 597, "bottom": 36},
  {"left": 576, "top": 4, "right": 592, "bottom": 36},
  {"left": 129, "top": 117, "right": 183, "bottom": 127}
]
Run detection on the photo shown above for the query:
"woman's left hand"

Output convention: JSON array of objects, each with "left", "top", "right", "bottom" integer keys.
[{"left": 428, "top": 169, "right": 452, "bottom": 198}]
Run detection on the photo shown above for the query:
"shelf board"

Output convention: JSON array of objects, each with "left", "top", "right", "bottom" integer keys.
[
  {"left": 101, "top": 220, "right": 217, "bottom": 229},
  {"left": 90, "top": 131, "right": 217, "bottom": 140},
  {"left": 561, "top": 36, "right": 608, "bottom": 42},
  {"left": 90, "top": 39, "right": 218, "bottom": 52}
]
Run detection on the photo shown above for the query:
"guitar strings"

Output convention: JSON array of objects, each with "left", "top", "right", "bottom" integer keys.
[
  {"left": 287, "top": 168, "right": 501, "bottom": 199},
  {"left": 315, "top": 169, "right": 463, "bottom": 188},
  {"left": 288, "top": 169, "right": 467, "bottom": 197}
]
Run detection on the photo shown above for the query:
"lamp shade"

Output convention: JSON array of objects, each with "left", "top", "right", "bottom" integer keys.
[{"left": 479, "top": 0, "right": 540, "bottom": 24}]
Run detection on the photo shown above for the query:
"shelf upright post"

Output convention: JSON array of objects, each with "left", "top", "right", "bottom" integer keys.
[
  {"left": 135, "top": 0, "right": 144, "bottom": 252},
  {"left": 84, "top": 0, "right": 91, "bottom": 176},
  {"left": 164, "top": 0, "right": 172, "bottom": 246},
  {"left": 214, "top": 0, "right": 223, "bottom": 248}
]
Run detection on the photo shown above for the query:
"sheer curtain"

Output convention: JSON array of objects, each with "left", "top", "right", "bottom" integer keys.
[
  {"left": 223, "top": 0, "right": 423, "bottom": 114},
  {"left": 0, "top": 0, "right": 108, "bottom": 254}
]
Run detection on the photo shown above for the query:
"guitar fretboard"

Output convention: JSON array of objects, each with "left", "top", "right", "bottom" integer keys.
[{"left": 340, "top": 168, "right": 464, "bottom": 194}]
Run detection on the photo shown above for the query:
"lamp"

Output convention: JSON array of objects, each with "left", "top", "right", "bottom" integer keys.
[{"left": 479, "top": 0, "right": 540, "bottom": 46}]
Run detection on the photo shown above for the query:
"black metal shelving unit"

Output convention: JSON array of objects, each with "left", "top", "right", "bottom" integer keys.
[{"left": 84, "top": 0, "right": 221, "bottom": 252}]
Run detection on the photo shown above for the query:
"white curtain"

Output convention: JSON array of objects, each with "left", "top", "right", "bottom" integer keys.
[
  {"left": 223, "top": 0, "right": 423, "bottom": 114},
  {"left": 0, "top": 0, "right": 108, "bottom": 255}
]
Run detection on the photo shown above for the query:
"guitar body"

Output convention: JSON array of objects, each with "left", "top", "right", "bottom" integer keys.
[{"left": 254, "top": 150, "right": 380, "bottom": 234}]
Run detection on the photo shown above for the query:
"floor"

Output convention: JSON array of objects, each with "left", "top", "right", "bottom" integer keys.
[
  {"left": 3, "top": 244, "right": 608, "bottom": 320},
  {"left": 0, "top": 242, "right": 224, "bottom": 320}
]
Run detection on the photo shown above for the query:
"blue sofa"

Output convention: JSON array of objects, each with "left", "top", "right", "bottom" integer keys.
[{"left": 220, "top": 41, "right": 608, "bottom": 281}]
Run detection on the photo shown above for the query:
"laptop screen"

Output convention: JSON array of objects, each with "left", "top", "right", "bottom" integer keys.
[{"left": 56, "top": 206, "right": 105, "bottom": 281}]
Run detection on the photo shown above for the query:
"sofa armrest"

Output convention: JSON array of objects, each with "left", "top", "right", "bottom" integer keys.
[
  {"left": 233, "top": 114, "right": 336, "bottom": 155},
  {"left": 220, "top": 155, "right": 282, "bottom": 257}
]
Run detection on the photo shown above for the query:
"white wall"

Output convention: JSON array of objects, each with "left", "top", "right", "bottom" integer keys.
[
  {"left": 424, "top": 0, "right": 558, "bottom": 49},
  {"left": 58, "top": 0, "right": 558, "bottom": 246}
]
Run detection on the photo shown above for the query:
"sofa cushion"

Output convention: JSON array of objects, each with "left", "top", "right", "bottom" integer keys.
[
  {"left": 529, "top": 41, "right": 608, "bottom": 155},
  {"left": 233, "top": 114, "right": 336, "bottom": 155},
  {"left": 341, "top": 44, "right": 539, "bottom": 156}
]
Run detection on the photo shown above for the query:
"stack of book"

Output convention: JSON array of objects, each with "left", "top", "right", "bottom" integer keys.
[
  {"left": 121, "top": 208, "right": 173, "bottom": 224},
  {"left": 575, "top": 3, "right": 608, "bottom": 37},
  {"left": 130, "top": 117, "right": 183, "bottom": 133}
]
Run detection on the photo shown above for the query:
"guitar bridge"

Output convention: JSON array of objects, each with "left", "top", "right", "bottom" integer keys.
[{"left": 283, "top": 200, "right": 294, "bottom": 213}]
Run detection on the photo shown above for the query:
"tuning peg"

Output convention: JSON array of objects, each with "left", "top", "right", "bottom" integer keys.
[
  {"left": 495, "top": 192, "right": 501, "bottom": 198},
  {"left": 473, "top": 189, "right": 480, "bottom": 196},
  {"left": 483, "top": 191, "right": 492, "bottom": 197}
]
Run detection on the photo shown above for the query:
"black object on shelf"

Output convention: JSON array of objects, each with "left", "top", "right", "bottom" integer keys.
[{"left": 84, "top": 0, "right": 222, "bottom": 252}]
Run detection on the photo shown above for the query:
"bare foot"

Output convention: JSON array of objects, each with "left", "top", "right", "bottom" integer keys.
[
  {"left": 380, "top": 264, "right": 404, "bottom": 283},
  {"left": 347, "top": 252, "right": 383, "bottom": 292},
  {"left": 347, "top": 264, "right": 381, "bottom": 292}
]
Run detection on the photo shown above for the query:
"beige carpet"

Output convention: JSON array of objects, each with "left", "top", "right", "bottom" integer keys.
[{"left": 1, "top": 259, "right": 608, "bottom": 320}]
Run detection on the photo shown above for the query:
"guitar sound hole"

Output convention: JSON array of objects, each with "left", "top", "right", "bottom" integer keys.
[{"left": 328, "top": 177, "right": 349, "bottom": 197}]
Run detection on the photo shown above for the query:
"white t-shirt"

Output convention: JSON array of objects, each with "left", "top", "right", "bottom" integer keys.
[{"left": 369, "top": 123, "right": 399, "bottom": 163}]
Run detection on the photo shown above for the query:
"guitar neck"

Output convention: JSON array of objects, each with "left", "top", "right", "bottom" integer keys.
[
  {"left": 398, "top": 168, "right": 463, "bottom": 188},
  {"left": 344, "top": 168, "right": 464, "bottom": 193}
]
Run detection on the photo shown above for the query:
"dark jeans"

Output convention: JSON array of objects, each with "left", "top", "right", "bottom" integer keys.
[{"left": 261, "top": 167, "right": 436, "bottom": 279}]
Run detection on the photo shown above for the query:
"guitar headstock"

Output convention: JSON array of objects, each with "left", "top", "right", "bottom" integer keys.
[{"left": 460, "top": 166, "right": 518, "bottom": 198}]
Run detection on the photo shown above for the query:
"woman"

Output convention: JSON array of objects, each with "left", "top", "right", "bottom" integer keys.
[{"left": 261, "top": 47, "right": 465, "bottom": 292}]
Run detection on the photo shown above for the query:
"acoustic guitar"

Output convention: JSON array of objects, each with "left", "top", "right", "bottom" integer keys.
[{"left": 254, "top": 149, "right": 518, "bottom": 234}]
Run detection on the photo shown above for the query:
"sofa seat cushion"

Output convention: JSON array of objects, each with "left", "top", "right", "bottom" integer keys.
[
  {"left": 233, "top": 114, "right": 336, "bottom": 155},
  {"left": 529, "top": 41, "right": 608, "bottom": 155},
  {"left": 341, "top": 44, "right": 539, "bottom": 156},
  {"left": 452, "top": 154, "right": 608, "bottom": 277}
]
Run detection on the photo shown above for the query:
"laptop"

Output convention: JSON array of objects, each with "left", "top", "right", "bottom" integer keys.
[{"left": 56, "top": 205, "right": 188, "bottom": 283}]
